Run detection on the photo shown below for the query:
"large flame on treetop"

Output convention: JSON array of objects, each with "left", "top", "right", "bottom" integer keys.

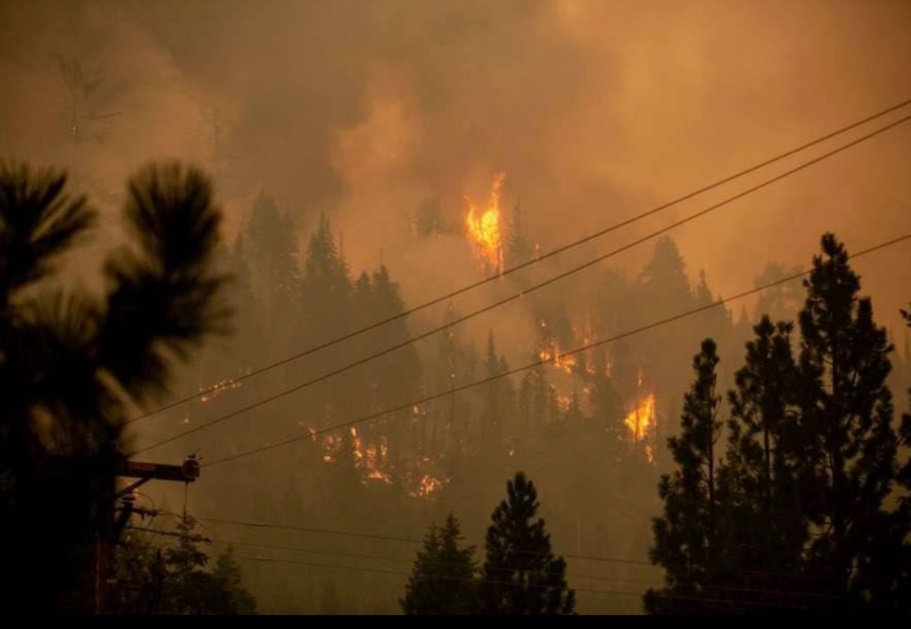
[
  {"left": 465, "top": 173, "right": 505, "bottom": 273},
  {"left": 625, "top": 393, "right": 657, "bottom": 462}
]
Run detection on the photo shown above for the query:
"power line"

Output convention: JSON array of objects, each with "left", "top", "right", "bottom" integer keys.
[
  {"left": 134, "top": 111, "right": 911, "bottom": 457},
  {"left": 191, "top": 230, "right": 911, "bottom": 468},
  {"left": 183, "top": 513, "right": 838, "bottom": 582},
  {"left": 230, "top": 553, "right": 850, "bottom": 612},
  {"left": 205, "top": 534, "right": 843, "bottom": 600},
  {"left": 127, "top": 97, "right": 911, "bottom": 425}
]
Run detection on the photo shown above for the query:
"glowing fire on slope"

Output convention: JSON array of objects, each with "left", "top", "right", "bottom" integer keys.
[
  {"left": 315, "top": 429, "right": 450, "bottom": 498},
  {"left": 624, "top": 393, "right": 657, "bottom": 462},
  {"left": 410, "top": 474, "right": 447, "bottom": 499},
  {"left": 539, "top": 340, "right": 577, "bottom": 374},
  {"left": 465, "top": 173, "right": 505, "bottom": 273},
  {"left": 199, "top": 377, "right": 242, "bottom": 403},
  {"left": 318, "top": 428, "right": 393, "bottom": 484}
]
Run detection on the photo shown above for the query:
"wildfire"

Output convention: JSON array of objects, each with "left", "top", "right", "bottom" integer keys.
[
  {"left": 410, "top": 474, "right": 447, "bottom": 499},
  {"left": 199, "top": 377, "right": 242, "bottom": 403},
  {"left": 465, "top": 173, "right": 505, "bottom": 273},
  {"left": 318, "top": 428, "right": 392, "bottom": 483},
  {"left": 624, "top": 393, "right": 657, "bottom": 461},
  {"left": 352, "top": 428, "right": 392, "bottom": 484},
  {"left": 539, "top": 340, "right": 576, "bottom": 374}
]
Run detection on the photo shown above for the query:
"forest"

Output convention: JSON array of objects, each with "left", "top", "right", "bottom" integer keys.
[
  {"left": 1, "top": 160, "right": 908, "bottom": 614},
  {"left": 2, "top": 0, "right": 911, "bottom": 617}
]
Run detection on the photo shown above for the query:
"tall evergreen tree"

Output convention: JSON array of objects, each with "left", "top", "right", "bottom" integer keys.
[
  {"left": 242, "top": 192, "right": 299, "bottom": 359},
  {"left": 796, "top": 234, "right": 898, "bottom": 600},
  {"left": 518, "top": 350, "right": 557, "bottom": 437},
  {"left": 400, "top": 513, "right": 476, "bottom": 615},
  {"left": 646, "top": 339, "right": 722, "bottom": 614},
  {"left": 715, "top": 317, "right": 810, "bottom": 611},
  {"left": 637, "top": 237, "right": 702, "bottom": 421},
  {"left": 480, "top": 331, "right": 510, "bottom": 452},
  {"left": 506, "top": 200, "right": 534, "bottom": 269},
  {"left": 478, "top": 472, "right": 575, "bottom": 615}
]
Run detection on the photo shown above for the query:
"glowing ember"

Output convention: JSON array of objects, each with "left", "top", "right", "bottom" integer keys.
[
  {"left": 410, "top": 474, "right": 447, "bottom": 499},
  {"left": 199, "top": 377, "right": 242, "bottom": 403},
  {"left": 465, "top": 173, "right": 505, "bottom": 273}
]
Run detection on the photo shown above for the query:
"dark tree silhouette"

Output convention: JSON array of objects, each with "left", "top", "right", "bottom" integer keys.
[
  {"left": 111, "top": 514, "right": 257, "bottom": 615},
  {"left": 400, "top": 513, "right": 476, "bottom": 615},
  {"left": 647, "top": 236, "right": 910, "bottom": 614},
  {"left": 715, "top": 317, "right": 811, "bottom": 611},
  {"left": 477, "top": 472, "right": 575, "bottom": 615},
  {"left": 796, "top": 234, "right": 898, "bottom": 601},
  {"left": 646, "top": 339, "right": 722, "bottom": 614},
  {"left": 0, "top": 160, "right": 231, "bottom": 614}
]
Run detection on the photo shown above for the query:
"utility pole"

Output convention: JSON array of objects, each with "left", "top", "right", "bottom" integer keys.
[{"left": 94, "top": 456, "right": 201, "bottom": 615}]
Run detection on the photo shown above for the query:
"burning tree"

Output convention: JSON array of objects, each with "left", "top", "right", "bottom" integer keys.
[{"left": 465, "top": 173, "right": 506, "bottom": 275}]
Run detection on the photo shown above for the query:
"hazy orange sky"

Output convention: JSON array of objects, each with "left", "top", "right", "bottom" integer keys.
[{"left": 2, "top": 0, "right": 910, "bottom": 336}]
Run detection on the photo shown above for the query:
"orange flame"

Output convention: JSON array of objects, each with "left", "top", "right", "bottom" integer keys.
[
  {"left": 465, "top": 173, "right": 505, "bottom": 272},
  {"left": 624, "top": 393, "right": 656, "bottom": 461},
  {"left": 539, "top": 340, "right": 576, "bottom": 374},
  {"left": 199, "top": 377, "right": 242, "bottom": 403},
  {"left": 410, "top": 474, "right": 447, "bottom": 499}
]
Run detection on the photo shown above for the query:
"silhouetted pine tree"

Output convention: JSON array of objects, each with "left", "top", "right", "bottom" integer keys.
[
  {"left": 796, "top": 234, "right": 898, "bottom": 605},
  {"left": 477, "top": 472, "right": 575, "bottom": 615},
  {"left": 400, "top": 514, "right": 476, "bottom": 615},
  {"left": 646, "top": 339, "right": 722, "bottom": 614},
  {"left": 715, "top": 317, "right": 810, "bottom": 611}
]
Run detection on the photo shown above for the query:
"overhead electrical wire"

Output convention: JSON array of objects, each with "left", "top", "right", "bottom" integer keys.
[
  {"left": 191, "top": 230, "right": 911, "bottom": 468},
  {"left": 128, "top": 526, "right": 850, "bottom": 609},
  {"left": 225, "top": 554, "right": 851, "bottom": 611},
  {"left": 127, "top": 97, "right": 911, "bottom": 425},
  {"left": 135, "top": 112, "right": 911, "bottom": 457}
]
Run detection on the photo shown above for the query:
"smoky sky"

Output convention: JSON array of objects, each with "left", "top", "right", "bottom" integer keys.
[{"left": 2, "top": 0, "right": 911, "bottom": 335}]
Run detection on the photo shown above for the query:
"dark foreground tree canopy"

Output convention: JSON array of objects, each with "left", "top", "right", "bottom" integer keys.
[
  {"left": 647, "top": 233, "right": 911, "bottom": 614},
  {"left": 477, "top": 472, "right": 575, "bottom": 615},
  {"left": 401, "top": 473, "right": 575, "bottom": 615},
  {"left": 401, "top": 513, "right": 476, "bottom": 615},
  {"left": 0, "top": 160, "right": 248, "bottom": 614}
]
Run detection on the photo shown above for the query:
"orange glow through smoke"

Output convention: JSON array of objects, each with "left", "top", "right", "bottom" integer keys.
[{"left": 465, "top": 173, "right": 505, "bottom": 273}]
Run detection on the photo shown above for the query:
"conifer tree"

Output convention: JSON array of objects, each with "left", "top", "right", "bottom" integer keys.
[
  {"left": 401, "top": 514, "right": 476, "bottom": 615},
  {"left": 715, "top": 317, "right": 810, "bottom": 610},
  {"left": 646, "top": 339, "right": 722, "bottom": 614},
  {"left": 796, "top": 234, "right": 898, "bottom": 597},
  {"left": 478, "top": 472, "right": 575, "bottom": 615},
  {"left": 507, "top": 200, "right": 534, "bottom": 268}
]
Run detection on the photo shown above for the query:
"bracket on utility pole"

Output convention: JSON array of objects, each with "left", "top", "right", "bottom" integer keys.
[
  {"left": 95, "top": 454, "right": 201, "bottom": 615},
  {"left": 114, "top": 458, "right": 201, "bottom": 500}
]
